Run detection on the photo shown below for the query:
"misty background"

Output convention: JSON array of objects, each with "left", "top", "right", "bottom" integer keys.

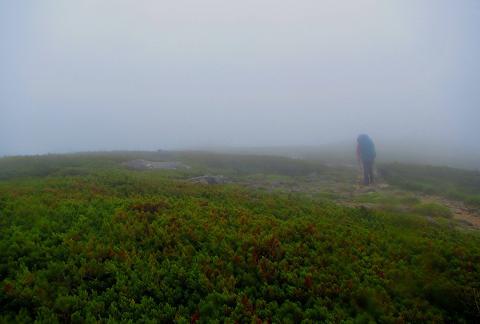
[{"left": 1, "top": 0, "right": 479, "bottom": 168}]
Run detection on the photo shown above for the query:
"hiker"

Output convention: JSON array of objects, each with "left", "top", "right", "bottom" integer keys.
[{"left": 357, "top": 134, "right": 376, "bottom": 185}]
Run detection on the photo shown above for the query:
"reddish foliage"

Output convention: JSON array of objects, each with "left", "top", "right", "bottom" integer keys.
[
  {"left": 267, "top": 237, "right": 283, "bottom": 258},
  {"left": 346, "top": 280, "right": 354, "bottom": 289},
  {"left": 305, "top": 223, "right": 317, "bottom": 235},
  {"left": 258, "top": 259, "right": 275, "bottom": 281},
  {"left": 304, "top": 275, "right": 313, "bottom": 289},
  {"left": 130, "top": 201, "right": 169, "bottom": 213},
  {"left": 198, "top": 200, "right": 209, "bottom": 207},
  {"left": 116, "top": 249, "right": 129, "bottom": 262},
  {"left": 466, "top": 261, "right": 473, "bottom": 272},
  {"left": 251, "top": 249, "right": 259, "bottom": 265},
  {"left": 204, "top": 266, "right": 213, "bottom": 278},
  {"left": 241, "top": 295, "right": 254, "bottom": 313},
  {"left": 190, "top": 311, "right": 200, "bottom": 324},
  {"left": 233, "top": 255, "right": 242, "bottom": 264},
  {"left": 3, "top": 283, "right": 14, "bottom": 295}
]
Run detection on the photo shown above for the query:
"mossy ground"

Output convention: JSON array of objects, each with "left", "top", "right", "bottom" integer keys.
[{"left": 0, "top": 152, "right": 479, "bottom": 322}]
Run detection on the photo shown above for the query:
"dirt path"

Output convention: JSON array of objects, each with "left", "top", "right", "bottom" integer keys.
[
  {"left": 422, "top": 195, "right": 480, "bottom": 228},
  {"left": 350, "top": 181, "right": 480, "bottom": 229},
  {"left": 238, "top": 173, "right": 480, "bottom": 229}
]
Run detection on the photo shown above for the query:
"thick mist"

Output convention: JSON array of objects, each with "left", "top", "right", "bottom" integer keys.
[{"left": 1, "top": 1, "right": 479, "bottom": 164}]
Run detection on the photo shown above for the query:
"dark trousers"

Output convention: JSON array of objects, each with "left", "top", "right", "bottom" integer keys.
[{"left": 362, "top": 159, "right": 375, "bottom": 185}]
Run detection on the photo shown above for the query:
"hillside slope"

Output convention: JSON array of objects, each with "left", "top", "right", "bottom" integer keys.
[{"left": 0, "top": 152, "right": 479, "bottom": 322}]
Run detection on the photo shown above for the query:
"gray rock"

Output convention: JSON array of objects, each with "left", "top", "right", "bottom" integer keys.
[{"left": 189, "top": 175, "right": 229, "bottom": 185}]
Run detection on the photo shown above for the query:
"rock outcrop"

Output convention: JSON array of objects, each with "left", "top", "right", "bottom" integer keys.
[{"left": 188, "top": 175, "right": 229, "bottom": 185}]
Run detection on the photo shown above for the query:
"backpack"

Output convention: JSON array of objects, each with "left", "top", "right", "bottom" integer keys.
[{"left": 357, "top": 134, "right": 376, "bottom": 161}]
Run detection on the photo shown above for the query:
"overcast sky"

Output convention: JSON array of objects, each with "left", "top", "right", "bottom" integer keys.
[{"left": 1, "top": 0, "right": 479, "bottom": 155}]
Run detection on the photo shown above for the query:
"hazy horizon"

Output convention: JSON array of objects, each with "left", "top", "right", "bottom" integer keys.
[{"left": 1, "top": 1, "right": 479, "bottom": 158}]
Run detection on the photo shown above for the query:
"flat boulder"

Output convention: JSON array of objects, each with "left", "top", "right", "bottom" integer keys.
[{"left": 189, "top": 175, "right": 229, "bottom": 185}]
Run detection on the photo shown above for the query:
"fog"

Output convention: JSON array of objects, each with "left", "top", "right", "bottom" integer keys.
[{"left": 1, "top": 1, "right": 479, "bottom": 165}]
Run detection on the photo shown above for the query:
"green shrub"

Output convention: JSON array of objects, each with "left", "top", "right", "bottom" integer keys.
[
  {"left": 413, "top": 203, "right": 453, "bottom": 218},
  {"left": 0, "top": 156, "right": 479, "bottom": 322}
]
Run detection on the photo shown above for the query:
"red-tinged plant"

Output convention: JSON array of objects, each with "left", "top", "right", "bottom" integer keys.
[
  {"left": 130, "top": 201, "right": 169, "bottom": 214},
  {"left": 3, "top": 283, "right": 15, "bottom": 295},
  {"left": 304, "top": 275, "right": 313, "bottom": 289},
  {"left": 251, "top": 249, "right": 259, "bottom": 265},
  {"left": 241, "top": 295, "right": 254, "bottom": 314},
  {"left": 190, "top": 311, "right": 200, "bottom": 323}
]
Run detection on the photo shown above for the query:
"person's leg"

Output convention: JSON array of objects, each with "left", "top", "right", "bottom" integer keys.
[
  {"left": 363, "top": 161, "right": 370, "bottom": 185},
  {"left": 368, "top": 161, "right": 375, "bottom": 184}
]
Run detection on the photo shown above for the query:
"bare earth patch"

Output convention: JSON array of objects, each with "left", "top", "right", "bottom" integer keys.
[
  {"left": 237, "top": 172, "right": 480, "bottom": 229},
  {"left": 423, "top": 195, "right": 480, "bottom": 228}
]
